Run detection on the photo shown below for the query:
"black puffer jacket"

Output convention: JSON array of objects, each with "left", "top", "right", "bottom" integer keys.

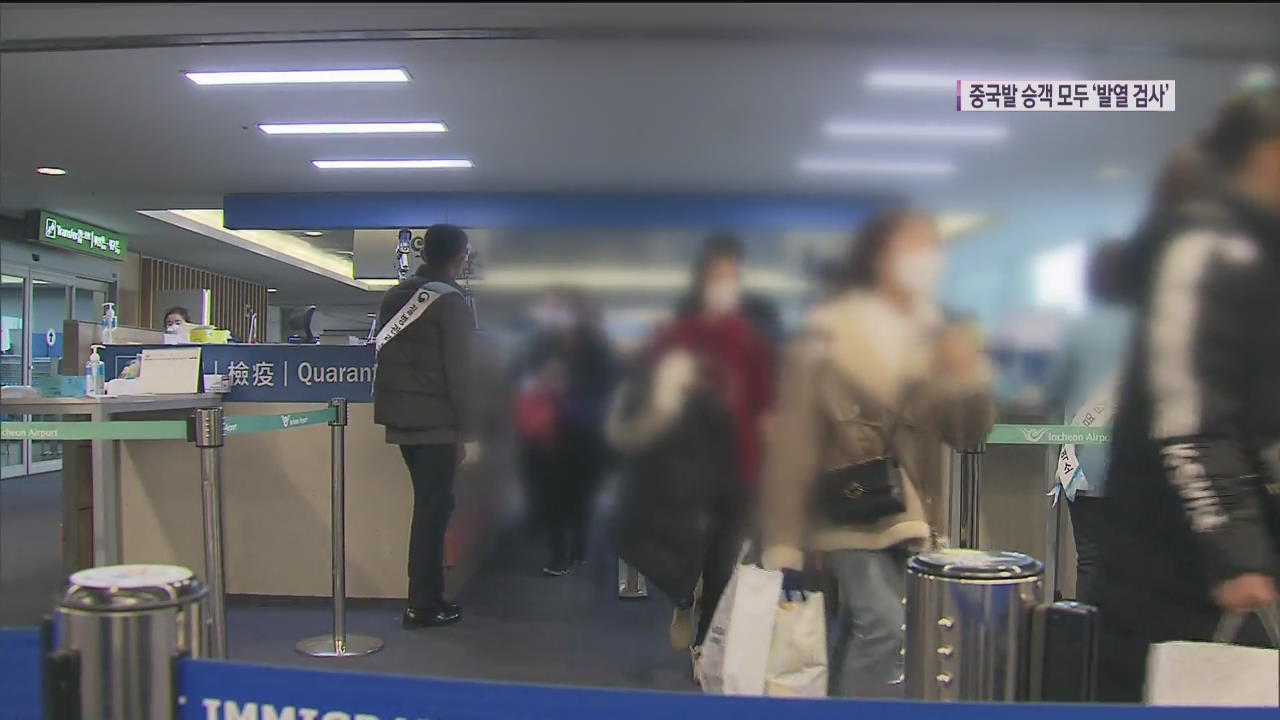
[
  {"left": 1101, "top": 188, "right": 1280, "bottom": 611},
  {"left": 606, "top": 350, "right": 739, "bottom": 604},
  {"left": 373, "top": 266, "right": 474, "bottom": 440}
]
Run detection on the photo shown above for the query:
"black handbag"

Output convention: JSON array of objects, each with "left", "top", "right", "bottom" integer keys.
[{"left": 811, "top": 396, "right": 907, "bottom": 525}]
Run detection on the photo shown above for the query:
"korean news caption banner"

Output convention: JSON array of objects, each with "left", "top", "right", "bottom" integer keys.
[
  {"left": 959, "top": 81, "right": 1174, "bottom": 112},
  {"left": 101, "top": 345, "right": 375, "bottom": 403}
]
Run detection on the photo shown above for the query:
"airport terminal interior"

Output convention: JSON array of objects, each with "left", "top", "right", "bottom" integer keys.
[{"left": 1, "top": 3, "right": 1279, "bottom": 716}]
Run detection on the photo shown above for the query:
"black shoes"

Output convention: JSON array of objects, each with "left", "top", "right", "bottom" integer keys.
[
  {"left": 402, "top": 602, "right": 462, "bottom": 629},
  {"left": 543, "top": 559, "right": 572, "bottom": 576}
]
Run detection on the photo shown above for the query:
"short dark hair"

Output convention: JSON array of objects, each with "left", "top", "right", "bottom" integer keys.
[
  {"left": 1200, "top": 87, "right": 1280, "bottom": 172},
  {"left": 1086, "top": 242, "right": 1131, "bottom": 305},
  {"left": 842, "top": 208, "right": 930, "bottom": 290},
  {"left": 421, "top": 224, "right": 469, "bottom": 268},
  {"left": 163, "top": 306, "right": 190, "bottom": 323},
  {"left": 678, "top": 232, "right": 745, "bottom": 316}
]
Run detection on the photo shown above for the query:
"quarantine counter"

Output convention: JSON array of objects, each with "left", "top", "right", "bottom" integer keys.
[{"left": 96, "top": 340, "right": 518, "bottom": 599}]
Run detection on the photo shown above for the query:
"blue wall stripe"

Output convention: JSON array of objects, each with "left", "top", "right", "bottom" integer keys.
[{"left": 222, "top": 192, "right": 886, "bottom": 230}]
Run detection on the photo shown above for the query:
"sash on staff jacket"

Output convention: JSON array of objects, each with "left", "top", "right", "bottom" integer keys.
[
  {"left": 374, "top": 281, "right": 459, "bottom": 354},
  {"left": 1053, "top": 373, "right": 1117, "bottom": 502}
]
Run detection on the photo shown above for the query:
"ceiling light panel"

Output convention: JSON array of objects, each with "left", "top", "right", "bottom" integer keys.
[
  {"left": 798, "top": 158, "right": 956, "bottom": 176},
  {"left": 259, "top": 122, "right": 446, "bottom": 135},
  {"left": 824, "top": 122, "right": 1007, "bottom": 142},
  {"left": 312, "top": 159, "right": 473, "bottom": 169},
  {"left": 185, "top": 68, "right": 410, "bottom": 85}
]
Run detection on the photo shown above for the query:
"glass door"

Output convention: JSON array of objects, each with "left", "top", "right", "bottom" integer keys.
[
  {"left": 0, "top": 273, "right": 27, "bottom": 479},
  {"left": 28, "top": 273, "right": 73, "bottom": 475}
]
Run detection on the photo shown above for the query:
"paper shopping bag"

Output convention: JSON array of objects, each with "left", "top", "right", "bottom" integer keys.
[
  {"left": 1146, "top": 641, "right": 1278, "bottom": 706},
  {"left": 765, "top": 592, "right": 828, "bottom": 698},
  {"left": 698, "top": 563, "right": 783, "bottom": 695}
]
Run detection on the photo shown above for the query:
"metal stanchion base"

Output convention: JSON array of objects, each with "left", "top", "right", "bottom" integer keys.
[
  {"left": 295, "top": 634, "right": 384, "bottom": 657},
  {"left": 617, "top": 559, "right": 649, "bottom": 599}
]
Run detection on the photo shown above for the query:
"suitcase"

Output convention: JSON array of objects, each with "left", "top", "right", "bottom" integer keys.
[{"left": 1026, "top": 601, "right": 1100, "bottom": 701}]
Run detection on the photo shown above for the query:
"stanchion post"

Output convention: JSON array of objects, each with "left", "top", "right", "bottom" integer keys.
[
  {"left": 617, "top": 559, "right": 648, "bottom": 599},
  {"left": 296, "top": 398, "right": 383, "bottom": 657},
  {"left": 956, "top": 443, "right": 985, "bottom": 549},
  {"left": 194, "top": 407, "right": 229, "bottom": 659}
]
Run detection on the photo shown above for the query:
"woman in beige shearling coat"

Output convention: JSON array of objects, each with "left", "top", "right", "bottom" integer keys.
[{"left": 760, "top": 209, "right": 995, "bottom": 698}]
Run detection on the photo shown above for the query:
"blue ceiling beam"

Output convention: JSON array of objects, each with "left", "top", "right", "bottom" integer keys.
[{"left": 222, "top": 192, "right": 889, "bottom": 231}]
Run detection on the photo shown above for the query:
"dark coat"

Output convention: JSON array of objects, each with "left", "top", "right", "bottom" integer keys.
[
  {"left": 605, "top": 349, "right": 739, "bottom": 604},
  {"left": 373, "top": 266, "right": 475, "bottom": 439}
]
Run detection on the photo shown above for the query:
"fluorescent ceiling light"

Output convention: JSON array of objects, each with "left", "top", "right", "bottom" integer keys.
[
  {"left": 260, "top": 122, "right": 446, "bottom": 135},
  {"left": 302, "top": 231, "right": 324, "bottom": 237},
  {"left": 267, "top": 288, "right": 278, "bottom": 293},
  {"left": 359, "top": 267, "right": 806, "bottom": 293},
  {"left": 185, "top": 69, "right": 410, "bottom": 85},
  {"left": 866, "top": 70, "right": 1073, "bottom": 90},
  {"left": 798, "top": 157, "right": 956, "bottom": 176},
  {"left": 312, "top": 159, "right": 473, "bottom": 169},
  {"left": 35, "top": 167, "right": 68, "bottom": 176},
  {"left": 824, "top": 121, "right": 1006, "bottom": 142}
]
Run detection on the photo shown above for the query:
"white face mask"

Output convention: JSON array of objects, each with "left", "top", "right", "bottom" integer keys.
[
  {"left": 704, "top": 280, "right": 741, "bottom": 314},
  {"left": 165, "top": 322, "right": 184, "bottom": 334},
  {"left": 891, "top": 250, "right": 944, "bottom": 300},
  {"left": 534, "top": 305, "right": 573, "bottom": 330}
]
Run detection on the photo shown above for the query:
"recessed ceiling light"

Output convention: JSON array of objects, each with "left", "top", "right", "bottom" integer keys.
[
  {"left": 866, "top": 70, "right": 1073, "bottom": 90},
  {"left": 267, "top": 288, "right": 279, "bottom": 293},
  {"left": 302, "top": 231, "right": 324, "bottom": 237},
  {"left": 824, "top": 122, "right": 1006, "bottom": 142},
  {"left": 185, "top": 68, "right": 410, "bottom": 86},
  {"left": 260, "top": 122, "right": 446, "bottom": 135},
  {"left": 1099, "top": 165, "right": 1131, "bottom": 181},
  {"left": 35, "top": 167, "right": 68, "bottom": 176},
  {"left": 312, "top": 159, "right": 473, "bottom": 170},
  {"left": 798, "top": 157, "right": 956, "bottom": 176}
]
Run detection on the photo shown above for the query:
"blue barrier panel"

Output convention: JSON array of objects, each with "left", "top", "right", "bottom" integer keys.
[
  {"left": 179, "top": 659, "right": 1274, "bottom": 720},
  {"left": 0, "top": 627, "right": 41, "bottom": 720}
]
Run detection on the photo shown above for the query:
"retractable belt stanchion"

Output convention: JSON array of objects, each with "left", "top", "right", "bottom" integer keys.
[
  {"left": 47, "top": 564, "right": 208, "bottom": 720},
  {"left": 297, "top": 398, "right": 383, "bottom": 657},
  {"left": 617, "top": 560, "right": 648, "bottom": 599},
  {"left": 955, "top": 442, "right": 985, "bottom": 549},
  {"left": 194, "top": 407, "right": 229, "bottom": 659}
]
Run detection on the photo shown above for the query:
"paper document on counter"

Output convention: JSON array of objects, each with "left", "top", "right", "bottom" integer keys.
[{"left": 137, "top": 347, "right": 202, "bottom": 394}]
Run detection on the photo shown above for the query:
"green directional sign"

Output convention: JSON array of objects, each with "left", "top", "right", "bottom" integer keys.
[
  {"left": 221, "top": 409, "right": 334, "bottom": 437},
  {"left": 987, "top": 424, "right": 1111, "bottom": 446},
  {"left": 28, "top": 210, "right": 127, "bottom": 261},
  {"left": 0, "top": 421, "right": 187, "bottom": 441}
]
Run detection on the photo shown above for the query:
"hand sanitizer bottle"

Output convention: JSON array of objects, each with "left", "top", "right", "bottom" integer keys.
[
  {"left": 85, "top": 344, "right": 106, "bottom": 397},
  {"left": 101, "top": 303, "right": 117, "bottom": 344}
]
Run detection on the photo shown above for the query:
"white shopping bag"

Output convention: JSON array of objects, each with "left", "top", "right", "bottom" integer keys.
[
  {"left": 698, "top": 563, "right": 784, "bottom": 695},
  {"left": 765, "top": 592, "right": 828, "bottom": 698},
  {"left": 1146, "top": 609, "right": 1280, "bottom": 707}
]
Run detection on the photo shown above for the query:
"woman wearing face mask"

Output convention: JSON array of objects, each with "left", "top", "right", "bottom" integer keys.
[
  {"left": 609, "top": 234, "right": 775, "bottom": 672},
  {"left": 759, "top": 209, "right": 995, "bottom": 698},
  {"left": 163, "top": 307, "right": 191, "bottom": 333},
  {"left": 518, "top": 288, "right": 618, "bottom": 576}
]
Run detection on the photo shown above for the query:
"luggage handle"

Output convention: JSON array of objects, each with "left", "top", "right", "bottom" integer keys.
[{"left": 1213, "top": 604, "right": 1280, "bottom": 647}]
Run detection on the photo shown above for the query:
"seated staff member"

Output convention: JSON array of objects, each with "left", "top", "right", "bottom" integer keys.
[{"left": 374, "top": 224, "right": 481, "bottom": 629}]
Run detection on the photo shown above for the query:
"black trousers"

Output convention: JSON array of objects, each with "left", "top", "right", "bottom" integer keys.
[
  {"left": 399, "top": 444, "right": 457, "bottom": 609},
  {"left": 540, "top": 430, "right": 606, "bottom": 565},
  {"left": 1067, "top": 496, "right": 1108, "bottom": 604}
]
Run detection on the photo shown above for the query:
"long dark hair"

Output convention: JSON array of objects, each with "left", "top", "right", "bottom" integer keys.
[
  {"left": 842, "top": 208, "right": 930, "bottom": 290},
  {"left": 677, "top": 232, "right": 744, "bottom": 317}
]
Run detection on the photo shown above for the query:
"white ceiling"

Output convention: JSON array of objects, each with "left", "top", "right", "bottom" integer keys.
[{"left": 1, "top": 3, "right": 1277, "bottom": 312}]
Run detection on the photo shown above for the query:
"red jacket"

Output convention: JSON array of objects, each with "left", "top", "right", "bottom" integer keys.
[{"left": 651, "top": 312, "right": 774, "bottom": 486}]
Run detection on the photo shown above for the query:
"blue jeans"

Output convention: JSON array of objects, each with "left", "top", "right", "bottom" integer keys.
[{"left": 826, "top": 546, "right": 910, "bottom": 698}]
